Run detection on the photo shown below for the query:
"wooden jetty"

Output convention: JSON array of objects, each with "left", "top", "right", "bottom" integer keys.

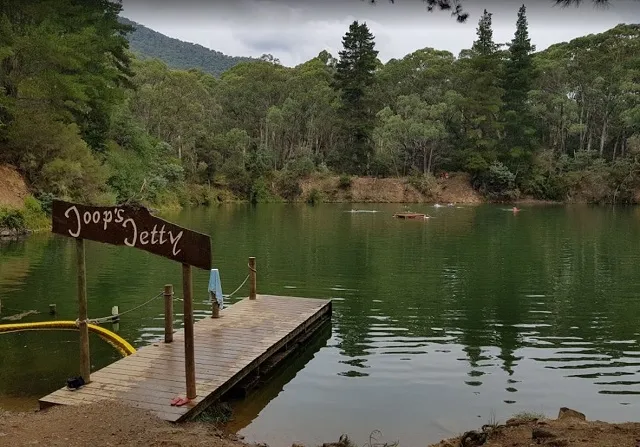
[
  {"left": 393, "top": 212, "right": 427, "bottom": 219},
  {"left": 44, "top": 201, "right": 331, "bottom": 422},
  {"left": 39, "top": 294, "right": 331, "bottom": 421}
]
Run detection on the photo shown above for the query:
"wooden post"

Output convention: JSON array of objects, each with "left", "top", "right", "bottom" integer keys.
[
  {"left": 164, "top": 284, "right": 173, "bottom": 343},
  {"left": 211, "top": 292, "right": 220, "bottom": 318},
  {"left": 249, "top": 257, "right": 257, "bottom": 300},
  {"left": 76, "top": 238, "right": 91, "bottom": 383},
  {"left": 182, "top": 264, "right": 196, "bottom": 399}
]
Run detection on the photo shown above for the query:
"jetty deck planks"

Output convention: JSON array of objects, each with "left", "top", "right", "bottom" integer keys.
[{"left": 39, "top": 295, "right": 332, "bottom": 422}]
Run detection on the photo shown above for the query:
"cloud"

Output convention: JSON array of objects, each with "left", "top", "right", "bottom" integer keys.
[{"left": 121, "top": 0, "right": 640, "bottom": 67}]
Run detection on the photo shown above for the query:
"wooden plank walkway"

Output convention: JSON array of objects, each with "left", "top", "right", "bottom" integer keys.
[{"left": 39, "top": 295, "right": 332, "bottom": 421}]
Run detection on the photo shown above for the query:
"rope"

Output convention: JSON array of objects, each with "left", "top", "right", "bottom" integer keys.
[
  {"left": 224, "top": 274, "right": 250, "bottom": 299},
  {"left": 84, "top": 291, "right": 164, "bottom": 324}
]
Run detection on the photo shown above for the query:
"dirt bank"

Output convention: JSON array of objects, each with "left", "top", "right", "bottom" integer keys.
[
  {"left": 0, "top": 403, "right": 250, "bottom": 447},
  {"left": 2, "top": 403, "right": 639, "bottom": 447},
  {"left": 300, "top": 172, "right": 483, "bottom": 204},
  {"left": 430, "top": 408, "right": 640, "bottom": 447},
  {"left": 0, "top": 164, "right": 28, "bottom": 209}
]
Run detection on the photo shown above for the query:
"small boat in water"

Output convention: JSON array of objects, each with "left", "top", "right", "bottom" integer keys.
[{"left": 393, "top": 212, "right": 429, "bottom": 220}]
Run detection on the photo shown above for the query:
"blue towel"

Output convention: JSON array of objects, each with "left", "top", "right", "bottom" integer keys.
[{"left": 208, "top": 269, "right": 224, "bottom": 309}]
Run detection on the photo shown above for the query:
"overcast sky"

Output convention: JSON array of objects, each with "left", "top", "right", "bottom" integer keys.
[{"left": 121, "top": 0, "right": 640, "bottom": 67}]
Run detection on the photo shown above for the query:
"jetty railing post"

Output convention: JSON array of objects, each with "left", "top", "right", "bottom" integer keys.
[
  {"left": 76, "top": 238, "right": 91, "bottom": 383},
  {"left": 249, "top": 257, "right": 257, "bottom": 300},
  {"left": 164, "top": 284, "right": 173, "bottom": 343},
  {"left": 211, "top": 291, "right": 220, "bottom": 318},
  {"left": 182, "top": 264, "right": 197, "bottom": 399}
]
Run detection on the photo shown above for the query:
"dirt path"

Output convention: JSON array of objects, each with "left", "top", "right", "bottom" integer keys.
[{"left": 0, "top": 403, "right": 250, "bottom": 447}]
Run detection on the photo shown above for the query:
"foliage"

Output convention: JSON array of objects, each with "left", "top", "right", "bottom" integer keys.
[
  {"left": 407, "top": 174, "right": 439, "bottom": 199},
  {"left": 1, "top": 1, "right": 640, "bottom": 207},
  {"left": 338, "top": 175, "right": 353, "bottom": 189},
  {"left": 306, "top": 188, "right": 323, "bottom": 205},
  {"left": 334, "top": 21, "right": 379, "bottom": 174},
  {"left": 474, "top": 161, "right": 520, "bottom": 200},
  {"left": 0, "top": 207, "right": 25, "bottom": 231},
  {"left": 276, "top": 171, "right": 303, "bottom": 201},
  {"left": 22, "top": 196, "right": 49, "bottom": 230},
  {"left": 0, "top": 196, "right": 48, "bottom": 232}
]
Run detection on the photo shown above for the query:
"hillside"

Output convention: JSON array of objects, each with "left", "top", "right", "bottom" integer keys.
[{"left": 119, "top": 17, "right": 257, "bottom": 76}]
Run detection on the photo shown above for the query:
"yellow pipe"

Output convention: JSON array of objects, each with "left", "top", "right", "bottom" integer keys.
[{"left": 0, "top": 321, "right": 136, "bottom": 357}]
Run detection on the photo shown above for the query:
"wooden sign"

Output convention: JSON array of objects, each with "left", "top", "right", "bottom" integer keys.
[{"left": 52, "top": 200, "right": 212, "bottom": 270}]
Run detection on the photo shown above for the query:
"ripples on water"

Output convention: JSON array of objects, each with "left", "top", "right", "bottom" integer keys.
[{"left": 2, "top": 204, "right": 640, "bottom": 446}]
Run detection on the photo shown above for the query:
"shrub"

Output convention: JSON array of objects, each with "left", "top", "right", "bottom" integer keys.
[
  {"left": 250, "top": 178, "right": 278, "bottom": 204},
  {"left": 407, "top": 173, "right": 439, "bottom": 199},
  {"left": 338, "top": 175, "right": 352, "bottom": 190},
  {"left": 23, "top": 196, "right": 49, "bottom": 230},
  {"left": 306, "top": 188, "right": 323, "bottom": 205},
  {"left": 474, "top": 161, "right": 519, "bottom": 201},
  {"left": 276, "top": 172, "right": 302, "bottom": 201},
  {"left": 0, "top": 207, "right": 26, "bottom": 231},
  {"left": 288, "top": 156, "right": 315, "bottom": 178}
]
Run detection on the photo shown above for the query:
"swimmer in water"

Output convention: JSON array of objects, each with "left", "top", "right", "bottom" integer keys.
[{"left": 512, "top": 206, "right": 520, "bottom": 213}]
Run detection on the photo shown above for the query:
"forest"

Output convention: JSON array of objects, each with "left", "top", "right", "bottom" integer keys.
[{"left": 1, "top": 0, "right": 640, "bottom": 228}]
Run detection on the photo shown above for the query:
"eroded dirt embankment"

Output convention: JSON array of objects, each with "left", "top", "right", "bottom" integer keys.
[
  {"left": 300, "top": 172, "right": 483, "bottom": 204},
  {"left": 0, "top": 164, "right": 28, "bottom": 209}
]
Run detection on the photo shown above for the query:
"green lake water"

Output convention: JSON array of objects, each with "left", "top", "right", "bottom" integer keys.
[{"left": 2, "top": 203, "right": 640, "bottom": 446}]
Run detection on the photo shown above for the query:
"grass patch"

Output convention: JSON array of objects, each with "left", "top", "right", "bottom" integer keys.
[
  {"left": 319, "top": 431, "right": 399, "bottom": 447},
  {"left": 512, "top": 411, "right": 545, "bottom": 421},
  {"left": 194, "top": 402, "right": 233, "bottom": 424}
]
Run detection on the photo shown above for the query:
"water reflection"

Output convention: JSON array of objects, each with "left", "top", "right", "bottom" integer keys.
[{"left": 2, "top": 204, "right": 640, "bottom": 446}]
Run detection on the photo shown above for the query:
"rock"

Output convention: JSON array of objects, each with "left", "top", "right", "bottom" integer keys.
[
  {"left": 532, "top": 428, "right": 557, "bottom": 440},
  {"left": 558, "top": 407, "right": 586, "bottom": 421},
  {"left": 460, "top": 430, "right": 487, "bottom": 447}
]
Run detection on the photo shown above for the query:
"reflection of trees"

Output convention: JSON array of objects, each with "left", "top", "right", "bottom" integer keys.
[{"left": 4, "top": 203, "right": 640, "bottom": 397}]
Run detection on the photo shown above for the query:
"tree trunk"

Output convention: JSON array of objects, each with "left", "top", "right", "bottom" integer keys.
[
  {"left": 423, "top": 145, "right": 427, "bottom": 175},
  {"left": 612, "top": 135, "right": 619, "bottom": 160},
  {"left": 427, "top": 145, "right": 434, "bottom": 175},
  {"left": 579, "top": 98, "right": 585, "bottom": 151},
  {"left": 599, "top": 117, "right": 608, "bottom": 157}
]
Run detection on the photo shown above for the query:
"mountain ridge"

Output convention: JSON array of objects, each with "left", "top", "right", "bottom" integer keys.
[{"left": 119, "top": 17, "right": 257, "bottom": 76}]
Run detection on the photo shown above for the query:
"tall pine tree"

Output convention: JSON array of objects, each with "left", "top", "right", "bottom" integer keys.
[
  {"left": 502, "top": 4, "right": 536, "bottom": 168},
  {"left": 334, "top": 21, "right": 378, "bottom": 175},
  {"left": 457, "top": 9, "right": 503, "bottom": 168}
]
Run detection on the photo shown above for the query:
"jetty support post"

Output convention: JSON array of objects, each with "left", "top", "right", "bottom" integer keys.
[
  {"left": 164, "top": 284, "right": 173, "bottom": 343},
  {"left": 76, "top": 238, "right": 91, "bottom": 383},
  {"left": 211, "top": 291, "right": 220, "bottom": 318},
  {"left": 249, "top": 257, "right": 257, "bottom": 300},
  {"left": 182, "top": 264, "right": 197, "bottom": 400}
]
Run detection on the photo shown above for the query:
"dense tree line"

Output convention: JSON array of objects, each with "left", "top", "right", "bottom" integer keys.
[{"left": 1, "top": 0, "right": 640, "bottom": 213}]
